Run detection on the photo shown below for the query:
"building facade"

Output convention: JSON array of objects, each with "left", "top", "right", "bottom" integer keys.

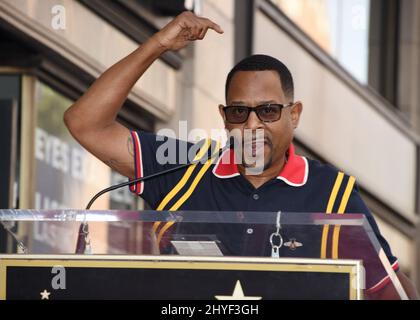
[{"left": 0, "top": 0, "right": 419, "bottom": 291}]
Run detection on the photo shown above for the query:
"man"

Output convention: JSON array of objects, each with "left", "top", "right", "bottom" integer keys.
[{"left": 64, "top": 11, "right": 418, "bottom": 299}]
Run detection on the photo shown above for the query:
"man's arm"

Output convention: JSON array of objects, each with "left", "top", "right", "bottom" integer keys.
[
  {"left": 342, "top": 179, "right": 418, "bottom": 299},
  {"left": 398, "top": 271, "right": 419, "bottom": 299},
  {"left": 63, "top": 11, "right": 223, "bottom": 179},
  {"left": 368, "top": 271, "right": 419, "bottom": 300}
]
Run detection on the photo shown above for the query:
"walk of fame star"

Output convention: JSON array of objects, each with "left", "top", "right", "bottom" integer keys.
[
  {"left": 40, "top": 289, "right": 51, "bottom": 300},
  {"left": 215, "top": 280, "right": 262, "bottom": 300}
]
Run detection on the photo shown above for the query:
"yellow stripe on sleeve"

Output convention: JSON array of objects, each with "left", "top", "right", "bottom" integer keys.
[
  {"left": 320, "top": 171, "right": 344, "bottom": 259},
  {"left": 156, "top": 141, "right": 220, "bottom": 244},
  {"left": 152, "top": 139, "right": 212, "bottom": 232},
  {"left": 331, "top": 176, "right": 356, "bottom": 259}
]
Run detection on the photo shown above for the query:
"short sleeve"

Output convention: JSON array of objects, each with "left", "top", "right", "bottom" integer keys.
[
  {"left": 344, "top": 182, "right": 399, "bottom": 293},
  {"left": 129, "top": 130, "right": 195, "bottom": 209}
]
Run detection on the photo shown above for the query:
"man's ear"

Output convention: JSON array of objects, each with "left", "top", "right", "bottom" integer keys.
[{"left": 290, "top": 101, "right": 303, "bottom": 129}]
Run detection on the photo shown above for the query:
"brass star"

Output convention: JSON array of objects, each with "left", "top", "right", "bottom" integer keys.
[
  {"left": 215, "top": 280, "right": 262, "bottom": 300},
  {"left": 40, "top": 289, "right": 51, "bottom": 300}
]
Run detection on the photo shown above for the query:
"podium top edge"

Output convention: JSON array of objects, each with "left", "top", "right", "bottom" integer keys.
[{"left": 0, "top": 209, "right": 367, "bottom": 225}]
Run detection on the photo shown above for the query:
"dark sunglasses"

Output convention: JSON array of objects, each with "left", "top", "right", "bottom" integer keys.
[{"left": 221, "top": 103, "right": 295, "bottom": 124}]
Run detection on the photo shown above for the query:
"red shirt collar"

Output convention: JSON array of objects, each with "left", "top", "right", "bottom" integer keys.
[{"left": 212, "top": 143, "right": 309, "bottom": 187}]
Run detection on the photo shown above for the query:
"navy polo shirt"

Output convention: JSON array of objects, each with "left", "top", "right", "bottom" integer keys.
[{"left": 129, "top": 130, "right": 399, "bottom": 294}]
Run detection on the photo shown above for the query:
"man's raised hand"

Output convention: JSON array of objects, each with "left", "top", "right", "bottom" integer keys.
[{"left": 152, "top": 11, "right": 224, "bottom": 51}]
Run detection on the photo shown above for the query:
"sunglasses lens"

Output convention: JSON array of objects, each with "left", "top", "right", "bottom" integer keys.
[
  {"left": 257, "top": 105, "right": 282, "bottom": 122},
  {"left": 225, "top": 106, "right": 249, "bottom": 123},
  {"left": 224, "top": 104, "right": 284, "bottom": 123}
]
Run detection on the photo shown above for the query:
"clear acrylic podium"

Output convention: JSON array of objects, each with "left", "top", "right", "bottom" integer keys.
[{"left": 0, "top": 210, "right": 407, "bottom": 300}]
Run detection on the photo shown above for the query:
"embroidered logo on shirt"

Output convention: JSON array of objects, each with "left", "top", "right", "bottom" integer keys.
[{"left": 284, "top": 238, "right": 303, "bottom": 250}]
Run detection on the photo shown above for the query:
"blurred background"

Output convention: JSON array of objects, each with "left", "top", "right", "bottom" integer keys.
[{"left": 0, "top": 0, "right": 419, "bottom": 291}]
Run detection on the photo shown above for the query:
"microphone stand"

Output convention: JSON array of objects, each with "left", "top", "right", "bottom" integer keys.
[{"left": 75, "top": 138, "right": 232, "bottom": 254}]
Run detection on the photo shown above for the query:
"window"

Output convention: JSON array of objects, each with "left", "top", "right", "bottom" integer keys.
[
  {"left": 35, "top": 81, "right": 106, "bottom": 210},
  {"left": 269, "top": 0, "right": 371, "bottom": 83},
  {"left": 29, "top": 81, "right": 142, "bottom": 254}
]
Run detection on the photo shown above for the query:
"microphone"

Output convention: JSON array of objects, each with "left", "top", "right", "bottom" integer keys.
[{"left": 75, "top": 137, "right": 234, "bottom": 254}]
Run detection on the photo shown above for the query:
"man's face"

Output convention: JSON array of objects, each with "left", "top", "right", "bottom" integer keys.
[{"left": 220, "top": 70, "right": 302, "bottom": 174}]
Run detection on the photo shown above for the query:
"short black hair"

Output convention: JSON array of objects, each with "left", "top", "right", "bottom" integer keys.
[{"left": 225, "top": 54, "right": 294, "bottom": 102}]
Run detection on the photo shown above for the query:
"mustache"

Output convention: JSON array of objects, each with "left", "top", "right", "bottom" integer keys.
[{"left": 242, "top": 136, "right": 273, "bottom": 147}]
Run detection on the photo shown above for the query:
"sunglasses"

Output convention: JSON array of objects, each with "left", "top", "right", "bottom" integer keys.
[{"left": 221, "top": 103, "right": 295, "bottom": 124}]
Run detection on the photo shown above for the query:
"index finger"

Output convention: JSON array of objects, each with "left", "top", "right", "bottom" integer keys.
[{"left": 198, "top": 17, "right": 224, "bottom": 34}]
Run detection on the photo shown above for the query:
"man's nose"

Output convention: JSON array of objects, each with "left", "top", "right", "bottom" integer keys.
[{"left": 245, "top": 109, "right": 264, "bottom": 130}]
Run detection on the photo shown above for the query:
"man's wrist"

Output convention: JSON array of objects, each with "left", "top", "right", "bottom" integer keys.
[{"left": 147, "top": 35, "right": 169, "bottom": 54}]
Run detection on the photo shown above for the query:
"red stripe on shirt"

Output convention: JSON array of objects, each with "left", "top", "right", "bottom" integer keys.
[
  {"left": 366, "top": 260, "right": 400, "bottom": 294},
  {"left": 130, "top": 131, "right": 143, "bottom": 195}
]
